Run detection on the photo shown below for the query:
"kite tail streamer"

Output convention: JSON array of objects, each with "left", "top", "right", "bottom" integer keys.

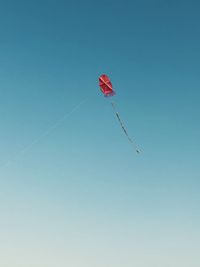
[{"left": 111, "top": 102, "right": 140, "bottom": 154}]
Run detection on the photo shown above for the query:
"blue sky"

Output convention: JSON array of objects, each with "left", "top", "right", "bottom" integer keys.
[{"left": 0, "top": 0, "right": 200, "bottom": 266}]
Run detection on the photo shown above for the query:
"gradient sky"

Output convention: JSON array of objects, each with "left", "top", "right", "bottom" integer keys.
[{"left": 0, "top": 0, "right": 200, "bottom": 266}]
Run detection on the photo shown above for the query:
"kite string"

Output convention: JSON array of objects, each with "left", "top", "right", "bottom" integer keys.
[
  {"left": 111, "top": 101, "right": 140, "bottom": 154},
  {"left": 1, "top": 97, "right": 88, "bottom": 168}
]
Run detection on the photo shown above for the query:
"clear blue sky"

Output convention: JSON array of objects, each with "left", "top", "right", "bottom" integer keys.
[{"left": 0, "top": 0, "right": 200, "bottom": 266}]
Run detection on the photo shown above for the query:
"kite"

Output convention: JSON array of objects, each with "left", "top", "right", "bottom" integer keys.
[
  {"left": 99, "top": 74, "right": 115, "bottom": 97},
  {"left": 98, "top": 74, "right": 140, "bottom": 154}
]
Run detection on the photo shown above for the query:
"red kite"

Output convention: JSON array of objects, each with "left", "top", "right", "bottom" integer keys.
[
  {"left": 98, "top": 74, "right": 140, "bottom": 154},
  {"left": 99, "top": 74, "right": 115, "bottom": 97}
]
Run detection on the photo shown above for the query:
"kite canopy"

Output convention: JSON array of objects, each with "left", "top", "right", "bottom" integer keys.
[{"left": 99, "top": 74, "right": 115, "bottom": 97}]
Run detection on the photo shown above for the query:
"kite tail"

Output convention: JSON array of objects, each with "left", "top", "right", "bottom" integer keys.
[{"left": 111, "top": 102, "right": 140, "bottom": 154}]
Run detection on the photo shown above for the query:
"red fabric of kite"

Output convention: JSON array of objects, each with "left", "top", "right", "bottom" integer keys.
[{"left": 99, "top": 74, "right": 115, "bottom": 97}]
